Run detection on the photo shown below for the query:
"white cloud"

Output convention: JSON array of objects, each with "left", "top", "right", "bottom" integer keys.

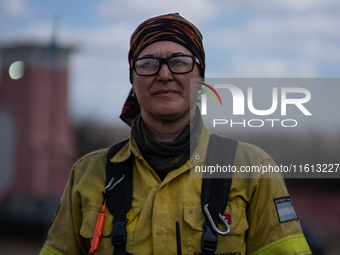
[
  {"left": 213, "top": 0, "right": 340, "bottom": 13},
  {"left": 62, "top": 23, "right": 132, "bottom": 49},
  {"left": 0, "top": 0, "right": 33, "bottom": 19},
  {"left": 205, "top": 57, "right": 318, "bottom": 78},
  {"left": 202, "top": 11, "right": 340, "bottom": 69},
  {"left": 94, "top": 0, "right": 218, "bottom": 25},
  {"left": 207, "top": 12, "right": 340, "bottom": 45},
  {"left": 237, "top": 60, "right": 316, "bottom": 77},
  {"left": 257, "top": 0, "right": 340, "bottom": 12}
]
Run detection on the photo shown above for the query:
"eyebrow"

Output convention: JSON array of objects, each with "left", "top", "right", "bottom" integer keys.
[
  {"left": 139, "top": 52, "right": 186, "bottom": 58},
  {"left": 171, "top": 52, "right": 186, "bottom": 56}
]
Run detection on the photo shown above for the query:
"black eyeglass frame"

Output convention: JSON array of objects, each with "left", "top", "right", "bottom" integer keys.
[{"left": 132, "top": 54, "right": 200, "bottom": 76}]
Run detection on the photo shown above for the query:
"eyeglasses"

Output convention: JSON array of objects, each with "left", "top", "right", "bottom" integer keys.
[{"left": 132, "top": 55, "right": 200, "bottom": 76}]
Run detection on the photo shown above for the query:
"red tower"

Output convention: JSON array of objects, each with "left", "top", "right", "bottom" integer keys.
[{"left": 0, "top": 42, "right": 76, "bottom": 223}]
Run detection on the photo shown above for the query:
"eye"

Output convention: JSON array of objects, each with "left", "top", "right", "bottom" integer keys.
[
  {"left": 169, "top": 56, "right": 191, "bottom": 66},
  {"left": 136, "top": 59, "right": 159, "bottom": 69}
]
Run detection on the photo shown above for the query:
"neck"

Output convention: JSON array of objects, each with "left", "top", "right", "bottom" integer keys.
[{"left": 143, "top": 119, "right": 186, "bottom": 142}]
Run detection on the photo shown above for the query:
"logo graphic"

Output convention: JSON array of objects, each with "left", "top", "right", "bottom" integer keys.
[
  {"left": 198, "top": 82, "right": 312, "bottom": 118},
  {"left": 197, "top": 82, "right": 223, "bottom": 115},
  {"left": 197, "top": 82, "right": 223, "bottom": 106}
]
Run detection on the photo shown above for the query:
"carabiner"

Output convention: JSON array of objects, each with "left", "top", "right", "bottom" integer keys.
[
  {"left": 105, "top": 174, "right": 125, "bottom": 191},
  {"left": 203, "top": 204, "right": 230, "bottom": 236}
]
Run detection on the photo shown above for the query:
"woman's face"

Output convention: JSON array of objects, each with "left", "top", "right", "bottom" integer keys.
[{"left": 132, "top": 41, "right": 201, "bottom": 123}]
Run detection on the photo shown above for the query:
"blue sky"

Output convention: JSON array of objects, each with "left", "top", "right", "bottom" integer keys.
[{"left": 1, "top": 0, "right": 339, "bottom": 127}]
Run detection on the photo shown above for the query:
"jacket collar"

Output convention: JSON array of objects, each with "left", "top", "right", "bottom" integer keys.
[{"left": 110, "top": 125, "right": 211, "bottom": 170}]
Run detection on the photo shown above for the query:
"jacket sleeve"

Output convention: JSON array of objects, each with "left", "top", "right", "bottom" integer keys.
[
  {"left": 245, "top": 158, "right": 311, "bottom": 255},
  {"left": 40, "top": 164, "right": 90, "bottom": 255}
]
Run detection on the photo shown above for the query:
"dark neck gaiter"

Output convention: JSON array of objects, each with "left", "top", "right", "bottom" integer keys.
[{"left": 131, "top": 106, "right": 203, "bottom": 174}]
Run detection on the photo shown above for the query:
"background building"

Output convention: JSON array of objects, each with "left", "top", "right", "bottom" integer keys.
[{"left": 0, "top": 42, "right": 76, "bottom": 236}]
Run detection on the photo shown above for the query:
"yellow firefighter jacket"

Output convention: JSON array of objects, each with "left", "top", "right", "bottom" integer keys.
[{"left": 40, "top": 125, "right": 311, "bottom": 255}]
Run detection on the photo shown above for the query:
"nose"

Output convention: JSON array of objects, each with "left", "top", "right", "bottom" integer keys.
[{"left": 157, "top": 63, "right": 173, "bottom": 81}]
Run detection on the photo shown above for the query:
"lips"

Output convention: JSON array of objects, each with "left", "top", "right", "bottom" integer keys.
[{"left": 153, "top": 89, "right": 178, "bottom": 95}]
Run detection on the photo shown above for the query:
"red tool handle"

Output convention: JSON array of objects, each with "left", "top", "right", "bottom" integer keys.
[{"left": 89, "top": 204, "right": 106, "bottom": 255}]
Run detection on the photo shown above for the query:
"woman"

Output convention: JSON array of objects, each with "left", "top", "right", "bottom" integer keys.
[{"left": 40, "top": 13, "right": 311, "bottom": 255}]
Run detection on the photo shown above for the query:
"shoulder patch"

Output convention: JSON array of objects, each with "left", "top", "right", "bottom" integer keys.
[{"left": 274, "top": 196, "right": 298, "bottom": 223}]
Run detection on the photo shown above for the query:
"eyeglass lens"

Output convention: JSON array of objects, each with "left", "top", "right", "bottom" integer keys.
[{"left": 134, "top": 56, "right": 194, "bottom": 75}]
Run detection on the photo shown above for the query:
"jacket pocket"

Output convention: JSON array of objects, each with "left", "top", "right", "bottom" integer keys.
[
  {"left": 184, "top": 203, "right": 248, "bottom": 255},
  {"left": 79, "top": 206, "right": 141, "bottom": 254},
  {"left": 225, "top": 204, "right": 249, "bottom": 236},
  {"left": 184, "top": 203, "right": 205, "bottom": 231},
  {"left": 80, "top": 206, "right": 113, "bottom": 238}
]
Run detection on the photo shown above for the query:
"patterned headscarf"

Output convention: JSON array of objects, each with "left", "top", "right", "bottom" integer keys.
[{"left": 120, "top": 13, "right": 205, "bottom": 126}]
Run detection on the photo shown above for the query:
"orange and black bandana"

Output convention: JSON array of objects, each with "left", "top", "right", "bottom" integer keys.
[{"left": 120, "top": 13, "right": 205, "bottom": 126}]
